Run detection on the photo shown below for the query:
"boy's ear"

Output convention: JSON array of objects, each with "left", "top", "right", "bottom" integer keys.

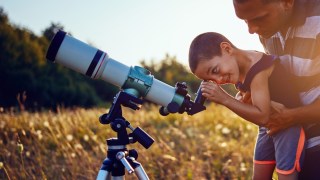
[{"left": 220, "top": 42, "right": 232, "bottom": 54}]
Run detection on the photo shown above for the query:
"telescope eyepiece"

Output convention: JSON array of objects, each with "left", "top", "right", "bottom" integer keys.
[{"left": 195, "top": 88, "right": 206, "bottom": 105}]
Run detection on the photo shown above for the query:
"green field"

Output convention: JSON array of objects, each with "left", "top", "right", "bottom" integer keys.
[{"left": 0, "top": 104, "right": 260, "bottom": 179}]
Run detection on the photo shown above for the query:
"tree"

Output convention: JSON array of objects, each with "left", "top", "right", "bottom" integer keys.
[
  {"left": 42, "top": 22, "right": 65, "bottom": 42},
  {"left": 0, "top": 7, "right": 236, "bottom": 110},
  {"left": 0, "top": 8, "right": 117, "bottom": 109}
]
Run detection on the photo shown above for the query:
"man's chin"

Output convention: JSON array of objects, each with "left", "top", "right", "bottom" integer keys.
[{"left": 258, "top": 32, "right": 275, "bottom": 39}]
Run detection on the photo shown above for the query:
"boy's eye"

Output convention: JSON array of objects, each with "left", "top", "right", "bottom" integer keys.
[{"left": 212, "top": 67, "right": 218, "bottom": 74}]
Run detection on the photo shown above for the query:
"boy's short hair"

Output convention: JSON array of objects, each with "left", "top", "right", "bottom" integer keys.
[{"left": 188, "top": 32, "right": 236, "bottom": 73}]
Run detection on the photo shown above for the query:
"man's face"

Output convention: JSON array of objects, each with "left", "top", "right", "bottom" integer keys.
[{"left": 233, "top": 0, "right": 292, "bottom": 38}]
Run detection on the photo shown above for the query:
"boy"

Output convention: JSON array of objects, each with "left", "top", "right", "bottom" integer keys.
[{"left": 188, "top": 32, "right": 307, "bottom": 180}]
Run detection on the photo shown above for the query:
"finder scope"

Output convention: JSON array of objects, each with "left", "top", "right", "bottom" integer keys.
[{"left": 46, "top": 30, "right": 205, "bottom": 115}]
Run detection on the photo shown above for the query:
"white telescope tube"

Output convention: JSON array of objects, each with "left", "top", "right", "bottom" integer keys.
[{"left": 46, "top": 30, "right": 177, "bottom": 106}]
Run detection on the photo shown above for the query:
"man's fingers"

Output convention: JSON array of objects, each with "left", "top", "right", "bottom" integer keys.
[
  {"left": 270, "top": 114, "right": 283, "bottom": 123},
  {"left": 270, "top": 101, "right": 286, "bottom": 113},
  {"left": 267, "top": 127, "right": 282, "bottom": 136}
]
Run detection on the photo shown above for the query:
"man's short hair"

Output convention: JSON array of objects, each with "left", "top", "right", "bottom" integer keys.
[{"left": 233, "top": 0, "right": 280, "bottom": 4}]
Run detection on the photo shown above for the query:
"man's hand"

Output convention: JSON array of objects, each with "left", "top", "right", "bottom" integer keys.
[{"left": 266, "top": 102, "right": 296, "bottom": 135}]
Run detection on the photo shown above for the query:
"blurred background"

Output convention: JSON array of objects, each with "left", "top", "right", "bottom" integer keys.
[{"left": 0, "top": 0, "right": 263, "bottom": 110}]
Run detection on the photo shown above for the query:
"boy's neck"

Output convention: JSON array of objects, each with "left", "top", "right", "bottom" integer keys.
[{"left": 237, "top": 50, "right": 263, "bottom": 82}]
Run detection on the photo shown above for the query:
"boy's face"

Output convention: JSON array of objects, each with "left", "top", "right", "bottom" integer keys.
[{"left": 193, "top": 53, "right": 239, "bottom": 84}]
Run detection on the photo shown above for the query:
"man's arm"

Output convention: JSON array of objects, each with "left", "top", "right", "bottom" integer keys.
[
  {"left": 268, "top": 98, "right": 320, "bottom": 135},
  {"left": 287, "top": 98, "right": 320, "bottom": 123}
]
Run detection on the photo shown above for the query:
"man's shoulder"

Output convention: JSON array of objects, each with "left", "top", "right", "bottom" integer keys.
[
  {"left": 298, "top": 0, "right": 320, "bottom": 6},
  {"left": 289, "top": 0, "right": 320, "bottom": 28},
  {"left": 298, "top": 0, "right": 320, "bottom": 16}
]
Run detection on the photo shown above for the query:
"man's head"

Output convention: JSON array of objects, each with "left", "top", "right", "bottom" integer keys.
[
  {"left": 233, "top": 0, "right": 294, "bottom": 38},
  {"left": 189, "top": 32, "right": 240, "bottom": 84}
]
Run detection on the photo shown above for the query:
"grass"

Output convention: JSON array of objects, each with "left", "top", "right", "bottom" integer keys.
[{"left": 0, "top": 103, "right": 259, "bottom": 179}]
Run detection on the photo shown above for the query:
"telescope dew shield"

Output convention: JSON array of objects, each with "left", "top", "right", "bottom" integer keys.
[
  {"left": 46, "top": 30, "right": 178, "bottom": 107},
  {"left": 46, "top": 30, "right": 130, "bottom": 88}
]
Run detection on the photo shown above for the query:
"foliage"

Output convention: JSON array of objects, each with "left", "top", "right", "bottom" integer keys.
[
  {"left": 0, "top": 7, "right": 201, "bottom": 110},
  {"left": 0, "top": 8, "right": 118, "bottom": 109},
  {"left": 0, "top": 6, "right": 238, "bottom": 110},
  {"left": 0, "top": 104, "right": 260, "bottom": 179}
]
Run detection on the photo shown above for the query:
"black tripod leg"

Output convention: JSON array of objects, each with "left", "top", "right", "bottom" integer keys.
[
  {"left": 97, "top": 156, "right": 126, "bottom": 180},
  {"left": 97, "top": 157, "right": 112, "bottom": 180}
]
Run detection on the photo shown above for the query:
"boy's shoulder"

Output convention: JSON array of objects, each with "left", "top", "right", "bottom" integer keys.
[{"left": 236, "top": 54, "right": 276, "bottom": 92}]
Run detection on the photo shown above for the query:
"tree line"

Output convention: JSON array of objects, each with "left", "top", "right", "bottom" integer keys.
[{"left": 0, "top": 7, "right": 237, "bottom": 111}]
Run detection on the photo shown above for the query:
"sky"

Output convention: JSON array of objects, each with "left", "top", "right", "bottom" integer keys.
[{"left": 1, "top": 0, "right": 264, "bottom": 66}]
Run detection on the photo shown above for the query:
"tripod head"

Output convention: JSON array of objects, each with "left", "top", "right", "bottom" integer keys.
[{"left": 99, "top": 90, "right": 154, "bottom": 149}]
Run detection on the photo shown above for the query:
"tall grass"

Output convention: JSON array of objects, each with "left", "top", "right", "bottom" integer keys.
[{"left": 0, "top": 104, "right": 259, "bottom": 179}]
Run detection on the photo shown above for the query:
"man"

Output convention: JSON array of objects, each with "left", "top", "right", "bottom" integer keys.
[{"left": 233, "top": 0, "right": 320, "bottom": 179}]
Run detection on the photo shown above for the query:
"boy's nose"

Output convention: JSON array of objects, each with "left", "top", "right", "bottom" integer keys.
[{"left": 215, "top": 75, "right": 223, "bottom": 84}]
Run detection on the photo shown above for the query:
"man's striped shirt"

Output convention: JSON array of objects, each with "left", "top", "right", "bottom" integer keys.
[{"left": 260, "top": 0, "right": 320, "bottom": 148}]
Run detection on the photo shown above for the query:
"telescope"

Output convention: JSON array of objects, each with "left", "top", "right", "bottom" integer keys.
[
  {"left": 46, "top": 30, "right": 205, "bottom": 116},
  {"left": 46, "top": 30, "right": 206, "bottom": 180}
]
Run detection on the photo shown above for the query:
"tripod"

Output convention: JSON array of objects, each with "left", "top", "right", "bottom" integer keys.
[
  {"left": 96, "top": 91, "right": 154, "bottom": 180},
  {"left": 96, "top": 82, "right": 206, "bottom": 180}
]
